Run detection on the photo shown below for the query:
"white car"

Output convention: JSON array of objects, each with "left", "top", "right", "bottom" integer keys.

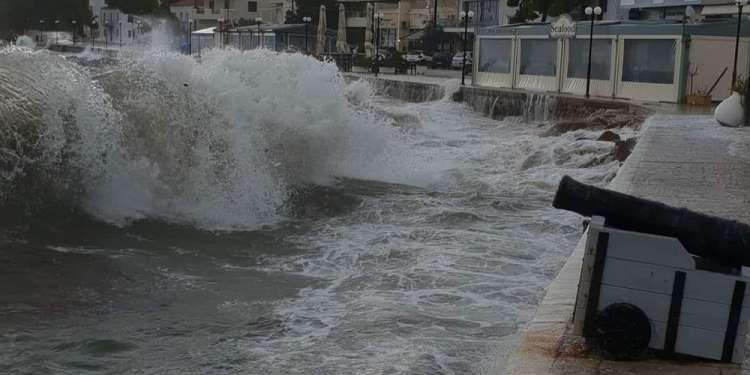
[
  {"left": 405, "top": 51, "right": 432, "bottom": 64},
  {"left": 451, "top": 51, "right": 473, "bottom": 69}
]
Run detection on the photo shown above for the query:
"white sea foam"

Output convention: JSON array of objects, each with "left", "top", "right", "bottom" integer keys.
[{"left": 0, "top": 46, "right": 431, "bottom": 230}]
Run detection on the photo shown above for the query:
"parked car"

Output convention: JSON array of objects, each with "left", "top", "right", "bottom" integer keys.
[
  {"left": 451, "top": 51, "right": 473, "bottom": 70},
  {"left": 431, "top": 52, "right": 451, "bottom": 68},
  {"left": 405, "top": 50, "right": 432, "bottom": 64}
]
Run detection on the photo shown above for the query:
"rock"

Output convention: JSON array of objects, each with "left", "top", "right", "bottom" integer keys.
[
  {"left": 613, "top": 138, "right": 637, "bottom": 162},
  {"left": 520, "top": 150, "right": 547, "bottom": 170},
  {"left": 579, "top": 154, "right": 615, "bottom": 168},
  {"left": 597, "top": 130, "right": 621, "bottom": 143},
  {"left": 543, "top": 108, "right": 647, "bottom": 136}
]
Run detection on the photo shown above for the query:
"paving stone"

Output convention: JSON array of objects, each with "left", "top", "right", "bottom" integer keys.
[{"left": 506, "top": 114, "right": 750, "bottom": 374}]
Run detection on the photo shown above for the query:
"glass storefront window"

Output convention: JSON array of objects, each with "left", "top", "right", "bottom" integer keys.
[
  {"left": 478, "top": 39, "right": 512, "bottom": 74},
  {"left": 520, "top": 39, "right": 557, "bottom": 76},
  {"left": 622, "top": 39, "right": 676, "bottom": 84},
  {"left": 567, "top": 39, "right": 612, "bottom": 80}
]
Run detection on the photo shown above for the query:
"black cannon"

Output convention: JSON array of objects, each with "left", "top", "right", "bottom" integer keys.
[{"left": 553, "top": 175, "right": 750, "bottom": 269}]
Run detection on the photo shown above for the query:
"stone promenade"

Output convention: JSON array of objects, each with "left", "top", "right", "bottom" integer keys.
[{"left": 505, "top": 114, "right": 750, "bottom": 374}]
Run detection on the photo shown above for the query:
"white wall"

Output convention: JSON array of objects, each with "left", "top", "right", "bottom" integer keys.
[{"left": 689, "top": 36, "right": 750, "bottom": 101}]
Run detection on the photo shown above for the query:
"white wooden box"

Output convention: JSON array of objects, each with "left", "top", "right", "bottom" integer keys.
[{"left": 572, "top": 216, "right": 750, "bottom": 363}]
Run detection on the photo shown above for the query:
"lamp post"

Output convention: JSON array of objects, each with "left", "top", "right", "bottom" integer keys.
[
  {"left": 682, "top": 6, "right": 695, "bottom": 103},
  {"left": 303, "top": 16, "right": 312, "bottom": 54},
  {"left": 375, "top": 11, "right": 384, "bottom": 76},
  {"left": 460, "top": 10, "right": 474, "bottom": 86},
  {"left": 54, "top": 19, "right": 60, "bottom": 44},
  {"left": 119, "top": 21, "right": 122, "bottom": 46},
  {"left": 218, "top": 17, "right": 225, "bottom": 47},
  {"left": 39, "top": 19, "right": 45, "bottom": 45},
  {"left": 72, "top": 20, "right": 77, "bottom": 44},
  {"left": 732, "top": 0, "right": 747, "bottom": 90},
  {"left": 682, "top": 5, "right": 695, "bottom": 36},
  {"left": 584, "top": 5, "right": 602, "bottom": 98},
  {"left": 91, "top": 20, "right": 97, "bottom": 48},
  {"left": 255, "top": 17, "right": 263, "bottom": 48},
  {"left": 104, "top": 20, "right": 109, "bottom": 48}
]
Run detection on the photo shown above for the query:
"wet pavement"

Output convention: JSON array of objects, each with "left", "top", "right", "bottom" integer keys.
[{"left": 506, "top": 114, "right": 750, "bottom": 374}]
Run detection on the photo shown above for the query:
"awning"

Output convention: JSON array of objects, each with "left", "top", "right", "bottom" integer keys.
[
  {"left": 193, "top": 27, "right": 216, "bottom": 35},
  {"left": 441, "top": 27, "right": 475, "bottom": 34},
  {"left": 701, "top": 5, "right": 750, "bottom": 16}
]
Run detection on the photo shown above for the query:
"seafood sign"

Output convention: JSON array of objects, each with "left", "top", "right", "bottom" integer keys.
[{"left": 550, "top": 14, "right": 576, "bottom": 38}]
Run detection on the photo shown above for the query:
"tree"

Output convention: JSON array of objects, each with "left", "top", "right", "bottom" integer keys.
[
  {"left": 0, "top": 0, "right": 92, "bottom": 38},
  {"left": 105, "top": 0, "right": 160, "bottom": 15},
  {"left": 507, "top": 0, "right": 584, "bottom": 23}
]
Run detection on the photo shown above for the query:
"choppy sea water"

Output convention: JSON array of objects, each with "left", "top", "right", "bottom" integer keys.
[{"left": 0, "top": 45, "right": 632, "bottom": 374}]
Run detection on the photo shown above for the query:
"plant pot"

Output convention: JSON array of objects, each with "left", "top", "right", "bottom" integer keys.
[
  {"left": 685, "top": 93, "right": 713, "bottom": 106},
  {"left": 714, "top": 91, "right": 745, "bottom": 127}
]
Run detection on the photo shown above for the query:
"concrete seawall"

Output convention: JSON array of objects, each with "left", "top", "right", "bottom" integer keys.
[
  {"left": 455, "top": 85, "right": 650, "bottom": 125},
  {"left": 345, "top": 75, "right": 650, "bottom": 130},
  {"left": 346, "top": 74, "right": 447, "bottom": 103}
]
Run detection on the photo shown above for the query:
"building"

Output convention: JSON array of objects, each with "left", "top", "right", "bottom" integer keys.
[
  {"left": 339, "top": 0, "right": 461, "bottom": 52},
  {"left": 473, "top": 19, "right": 750, "bottom": 103},
  {"left": 89, "top": 0, "right": 139, "bottom": 43},
  {"left": 185, "top": 0, "right": 292, "bottom": 28},
  {"left": 171, "top": 0, "right": 195, "bottom": 31},
  {"left": 100, "top": 7, "right": 138, "bottom": 45},
  {"left": 191, "top": 23, "right": 335, "bottom": 53},
  {"left": 603, "top": 0, "right": 748, "bottom": 21},
  {"left": 461, "top": 0, "right": 517, "bottom": 26}
]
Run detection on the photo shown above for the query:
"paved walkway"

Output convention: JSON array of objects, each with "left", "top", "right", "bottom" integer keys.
[
  {"left": 344, "top": 71, "right": 468, "bottom": 86},
  {"left": 506, "top": 114, "right": 750, "bottom": 374}
]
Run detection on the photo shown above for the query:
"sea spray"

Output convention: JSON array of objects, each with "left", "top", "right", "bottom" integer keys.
[{"left": 0, "top": 46, "right": 427, "bottom": 229}]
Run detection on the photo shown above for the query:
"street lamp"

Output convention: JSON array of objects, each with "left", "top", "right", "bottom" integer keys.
[
  {"left": 135, "top": 20, "right": 142, "bottom": 43},
  {"left": 54, "top": 19, "right": 60, "bottom": 45},
  {"left": 681, "top": 6, "right": 695, "bottom": 44},
  {"left": 119, "top": 21, "right": 122, "bottom": 46},
  {"left": 104, "top": 20, "right": 110, "bottom": 48},
  {"left": 255, "top": 17, "right": 263, "bottom": 48},
  {"left": 71, "top": 20, "right": 77, "bottom": 44},
  {"left": 460, "top": 10, "right": 474, "bottom": 86},
  {"left": 91, "top": 19, "right": 97, "bottom": 48},
  {"left": 39, "top": 19, "right": 45, "bottom": 45},
  {"left": 732, "top": 0, "right": 747, "bottom": 90},
  {"left": 584, "top": 5, "right": 603, "bottom": 98},
  {"left": 374, "top": 11, "right": 384, "bottom": 76},
  {"left": 303, "top": 16, "right": 312, "bottom": 54}
]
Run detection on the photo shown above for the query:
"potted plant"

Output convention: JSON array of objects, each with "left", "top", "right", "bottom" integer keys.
[
  {"left": 715, "top": 76, "right": 746, "bottom": 127},
  {"left": 685, "top": 88, "right": 713, "bottom": 106}
]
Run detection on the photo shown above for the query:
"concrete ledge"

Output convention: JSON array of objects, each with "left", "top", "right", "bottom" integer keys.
[
  {"left": 456, "top": 85, "right": 651, "bottom": 124},
  {"left": 506, "top": 115, "right": 750, "bottom": 374},
  {"left": 344, "top": 73, "right": 448, "bottom": 102}
]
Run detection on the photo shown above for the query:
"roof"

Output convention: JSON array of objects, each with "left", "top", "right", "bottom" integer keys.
[
  {"left": 195, "top": 24, "right": 337, "bottom": 36},
  {"left": 193, "top": 26, "right": 215, "bottom": 34},
  {"left": 171, "top": 0, "right": 203, "bottom": 7},
  {"left": 477, "top": 18, "right": 750, "bottom": 37}
]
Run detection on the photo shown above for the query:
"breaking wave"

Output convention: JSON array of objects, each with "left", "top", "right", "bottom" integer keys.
[{"left": 0, "top": 46, "right": 423, "bottom": 229}]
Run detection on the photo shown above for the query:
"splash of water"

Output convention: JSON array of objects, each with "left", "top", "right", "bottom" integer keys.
[{"left": 0, "top": 46, "right": 425, "bottom": 230}]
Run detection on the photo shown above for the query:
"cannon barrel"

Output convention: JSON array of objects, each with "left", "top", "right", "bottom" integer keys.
[{"left": 553, "top": 175, "right": 750, "bottom": 268}]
